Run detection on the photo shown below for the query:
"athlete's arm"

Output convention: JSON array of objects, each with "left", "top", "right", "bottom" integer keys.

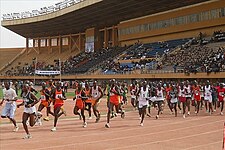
[
  {"left": 136, "top": 87, "right": 141, "bottom": 97},
  {"left": 44, "top": 89, "right": 50, "bottom": 97},
  {"left": 73, "top": 89, "right": 76, "bottom": 101},
  {"left": 96, "top": 87, "right": 103, "bottom": 102},
  {"left": 17, "top": 101, "right": 24, "bottom": 108},
  {"left": 29, "top": 92, "right": 40, "bottom": 107},
  {"left": 60, "top": 90, "right": 67, "bottom": 100},
  {"left": 0, "top": 99, "right": 4, "bottom": 106}
]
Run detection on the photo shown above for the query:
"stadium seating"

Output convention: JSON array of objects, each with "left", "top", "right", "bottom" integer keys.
[
  {"left": 0, "top": 48, "right": 25, "bottom": 74},
  {"left": 1, "top": 47, "right": 80, "bottom": 76},
  {"left": 69, "top": 47, "right": 127, "bottom": 74},
  {"left": 162, "top": 42, "right": 225, "bottom": 73}
]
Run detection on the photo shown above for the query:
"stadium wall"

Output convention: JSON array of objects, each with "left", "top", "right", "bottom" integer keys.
[
  {"left": 1, "top": 72, "right": 225, "bottom": 80},
  {"left": 118, "top": 0, "right": 225, "bottom": 46}
]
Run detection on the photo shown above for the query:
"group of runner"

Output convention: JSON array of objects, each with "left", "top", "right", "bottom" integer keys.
[
  {"left": 130, "top": 80, "right": 225, "bottom": 126},
  {"left": 0, "top": 79, "right": 225, "bottom": 139}
]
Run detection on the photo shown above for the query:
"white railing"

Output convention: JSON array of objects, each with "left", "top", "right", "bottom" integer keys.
[{"left": 2, "top": 0, "right": 85, "bottom": 21}]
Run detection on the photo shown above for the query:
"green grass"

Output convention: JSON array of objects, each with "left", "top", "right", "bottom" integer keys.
[{"left": 0, "top": 88, "right": 75, "bottom": 99}]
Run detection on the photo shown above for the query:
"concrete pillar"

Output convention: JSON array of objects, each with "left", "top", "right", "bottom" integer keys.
[
  {"left": 69, "top": 35, "right": 72, "bottom": 52},
  {"left": 59, "top": 36, "right": 62, "bottom": 54},
  {"left": 26, "top": 38, "right": 29, "bottom": 54},
  {"left": 38, "top": 38, "right": 40, "bottom": 54},
  {"left": 104, "top": 28, "right": 108, "bottom": 48},
  {"left": 79, "top": 33, "right": 82, "bottom": 52},
  {"left": 48, "top": 37, "right": 52, "bottom": 54}
]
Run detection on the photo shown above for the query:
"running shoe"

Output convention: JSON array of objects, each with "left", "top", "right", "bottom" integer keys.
[
  {"left": 121, "top": 111, "right": 125, "bottom": 119},
  {"left": 83, "top": 122, "right": 87, "bottom": 128},
  {"left": 36, "top": 111, "right": 42, "bottom": 117},
  {"left": 62, "top": 109, "right": 67, "bottom": 116},
  {"left": 23, "top": 134, "right": 32, "bottom": 139},
  {"left": 187, "top": 111, "right": 190, "bottom": 115},
  {"left": 105, "top": 123, "right": 110, "bottom": 128},
  {"left": 220, "top": 112, "right": 224, "bottom": 115},
  {"left": 140, "top": 123, "right": 144, "bottom": 127},
  {"left": 183, "top": 114, "right": 186, "bottom": 119},
  {"left": 13, "top": 126, "right": 19, "bottom": 132},
  {"left": 146, "top": 114, "right": 151, "bottom": 117},
  {"left": 95, "top": 114, "right": 100, "bottom": 123},
  {"left": 156, "top": 115, "right": 159, "bottom": 119},
  {"left": 110, "top": 114, "right": 114, "bottom": 119},
  {"left": 51, "top": 127, "right": 57, "bottom": 132},
  {"left": 35, "top": 118, "right": 42, "bottom": 126},
  {"left": 43, "top": 117, "right": 49, "bottom": 121}
]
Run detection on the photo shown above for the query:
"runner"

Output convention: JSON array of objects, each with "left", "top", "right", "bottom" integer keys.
[
  {"left": 0, "top": 81, "right": 19, "bottom": 132},
  {"left": 51, "top": 81, "right": 67, "bottom": 131},
  {"left": 17, "top": 84, "right": 40, "bottom": 139},
  {"left": 43, "top": 80, "right": 56, "bottom": 121},
  {"left": 184, "top": 80, "right": 192, "bottom": 115},
  {"left": 121, "top": 82, "right": 128, "bottom": 105},
  {"left": 136, "top": 81, "right": 149, "bottom": 126},
  {"left": 204, "top": 81, "right": 213, "bottom": 114},
  {"left": 212, "top": 83, "right": 218, "bottom": 112},
  {"left": 105, "top": 79, "right": 125, "bottom": 128},
  {"left": 165, "top": 83, "right": 173, "bottom": 114},
  {"left": 217, "top": 83, "right": 225, "bottom": 115},
  {"left": 73, "top": 82, "right": 87, "bottom": 127},
  {"left": 193, "top": 81, "right": 201, "bottom": 115},
  {"left": 84, "top": 82, "right": 92, "bottom": 119},
  {"left": 36, "top": 82, "right": 51, "bottom": 126},
  {"left": 130, "top": 82, "right": 138, "bottom": 109},
  {"left": 90, "top": 80, "right": 103, "bottom": 123},
  {"left": 170, "top": 85, "right": 178, "bottom": 117},
  {"left": 155, "top": 84, "right": 164, "bottom": 119},
  {"left": 178, "top": 83, "right": 186, "bottom": 118}
]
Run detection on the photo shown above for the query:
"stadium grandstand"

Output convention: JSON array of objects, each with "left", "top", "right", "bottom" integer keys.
[
  {"left": 1, "top": 1, "right": 225, "bottom": 149},
  {"left": 0, "top": 0, "right": 225, "bottom": 81}
]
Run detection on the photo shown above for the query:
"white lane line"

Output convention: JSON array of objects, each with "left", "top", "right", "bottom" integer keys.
[
  {"left": 182, "top": 141, "right": 222, "bottom": 150},
  {"left": 33, "top": 120, "right": 224, "bottom": 150},
  {"left": 1, "top": 116, "right": 213, "bottom": 146},
  {"left": 106, "top": 130, "right": 222, "bottom": 150}
]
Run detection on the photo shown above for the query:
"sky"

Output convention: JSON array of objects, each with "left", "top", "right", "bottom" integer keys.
[{"left": 0, "top": 0, "right": 60, "bottom": 48}]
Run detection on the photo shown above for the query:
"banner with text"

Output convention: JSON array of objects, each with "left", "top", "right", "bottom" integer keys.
[{"left": 35, "top": 70, "right": 60, "bottom": 75}]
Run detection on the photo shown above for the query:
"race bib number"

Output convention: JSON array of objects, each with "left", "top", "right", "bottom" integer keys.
[
  {"left": 40, "top": 95, "right": 46, "bottom": 100},
  {"left": 219, "top": 92, "right": 224, "bottom": 97},
  {"left": 131, "top": 95, "right": 136, "bottom": 99},
  {"left": 93, "top": 93, "right": 98, "bottom": 98},
  {"left": 76, "top": 95, "right": 81, "bottom": 99},
  {"left": 56, "top": 94, "right": 62, "bottom": 99}
]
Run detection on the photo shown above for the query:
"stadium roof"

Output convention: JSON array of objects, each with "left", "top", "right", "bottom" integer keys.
[{"left": 1, "top": 0, "right": 208, "bottom": 38}]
